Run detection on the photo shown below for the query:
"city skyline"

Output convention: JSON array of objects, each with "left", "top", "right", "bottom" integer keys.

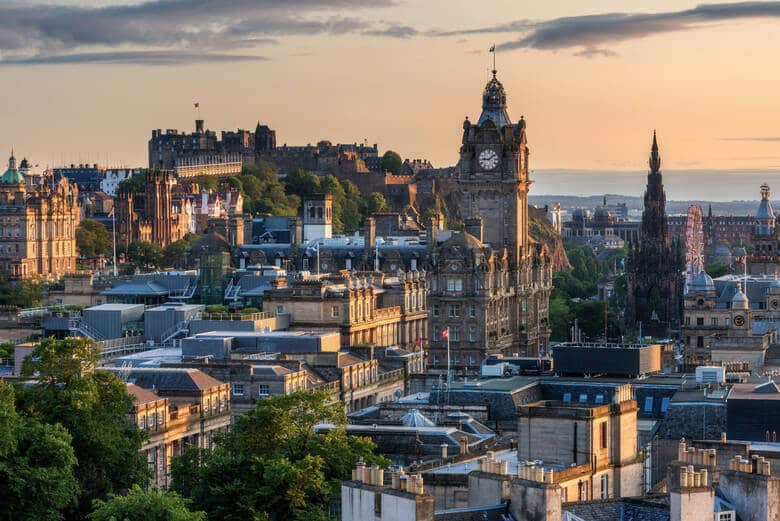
[{"left": 2, "top": 0, "right": 780, "bottom": 171}]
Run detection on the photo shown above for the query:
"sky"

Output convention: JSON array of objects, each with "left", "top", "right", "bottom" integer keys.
[{"left": 2, "top": 0, "right": 780, "bottom": 177}]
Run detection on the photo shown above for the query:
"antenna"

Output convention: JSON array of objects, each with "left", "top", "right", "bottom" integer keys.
[{"left": 489, "top": 43, "right": 497, "bottom": 74}]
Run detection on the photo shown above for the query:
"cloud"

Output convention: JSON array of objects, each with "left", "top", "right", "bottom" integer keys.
[
  {"left": 0, "top": 0, "right": 402, "bottom": 65},
  {"left": 574, "top": 48, "right": 618, "bottom": 58},
  {"left": 722, "top": 136, "right": 780, "bottom": 142},
  {"left": 365, "top": 25, "right": 418, "bottom": 38},
  {"left": 437, "top": 2, "right": 780, "bottom": 56},
  {"left": 0, "top": 51, "right": 267, "bottom": 66}
]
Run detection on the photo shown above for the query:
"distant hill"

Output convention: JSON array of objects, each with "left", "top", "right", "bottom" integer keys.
[{"left": 530, "top": 194, "right": 762, "bottom": 217}]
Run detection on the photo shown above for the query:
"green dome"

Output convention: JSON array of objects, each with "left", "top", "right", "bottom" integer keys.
[{"left": 1, "top": 153, "right": 24, "bottom": 185}]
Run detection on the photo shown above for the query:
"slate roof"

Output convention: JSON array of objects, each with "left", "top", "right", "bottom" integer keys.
[
  {"left": 435, "top": 503, "right": 514, "bottom": 521},
  {"left": 563, "top": 496, "right": 670, "bottom": 521},
  {"left": 102, "top": 281, "right": 169, "bottom": 296},
  {"left": 104, "top": 367, "right": 225, "bottom": 393},
  {"left": 126, "top": 383, "right": 162, "bottom": 405}
]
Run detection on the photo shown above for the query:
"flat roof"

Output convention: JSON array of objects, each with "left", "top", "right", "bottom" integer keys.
[
  {"left": 86, "top": 303, "right": 145, "bottom": 311},
  {"left": 427, "top": 449, "right": 566, "bottom": 476},
  {"left": 193, "top": 330, "right": 338, "bottom": 339}
]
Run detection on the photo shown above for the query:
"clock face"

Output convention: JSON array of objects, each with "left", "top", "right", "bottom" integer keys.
[
  {"left": 478, "top": 149, "right": 499, "bottom": 170},
  {"left": 734, "top": 315, "right": 745, "bottom": 327}
]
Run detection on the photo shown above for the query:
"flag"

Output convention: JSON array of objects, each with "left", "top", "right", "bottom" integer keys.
[
  {"left": 193, "top": 102, "right": 200, "bottom": 108},
  {"left": 489, "top": 44, "right": 495, "bottom": 52},
  {"left": 416, "top": 336, "right": 423, "bottom": 347},
  {"left": 441, "top": 328, "right": 449, "bottom": 339}
]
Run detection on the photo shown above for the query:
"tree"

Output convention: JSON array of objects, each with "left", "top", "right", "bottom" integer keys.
[
  {"left": 162, "top": 234, "right": 201, "bottom": 269},
  {"left": 241, "top": 163, "right": 298, "bottom": 216},
  {"left": 366, "top": 192, "right": 389, "bottom": 215},
  {"left": 16, "top": 338, "right": 147, "bottom": 519},
  {"left": 381, "top": 150, "right": 403, "bottom": 174},
  {"left": 0, "top": 381, "right": 80, "bottom": 521},
  {"left": 117, "top": 171, "right": 147, "bottom": 194},
  {"left": 284, "top": 169, "right": 321, "bottom": 201},
  {"left": 221, "top": 176, "right": 242, "bottom": 193},
  {"left": 76, "top": 219, "right": 112, "bottom": 258},
  {"left": 127, "top": 241, "right": 162, "bottom": 271},
  {"left": 88, "top": 485, "right": 205, "bottom": 521},
  {"left": 192, "top": 175, "right": 218, "bottom": 192},
  {"left": 340, "top": 180, "right": 363, "bottom": 232},
  {"left": 172, "top": 391, "right": 387, "bottom": 521},
  {"left": 320, "top": 174, "right": 346, "bottom": 232}
]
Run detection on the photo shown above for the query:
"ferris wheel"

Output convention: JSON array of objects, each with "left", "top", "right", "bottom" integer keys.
[{"left": 685, "top": 204, "right": 705, "bottom": 292}]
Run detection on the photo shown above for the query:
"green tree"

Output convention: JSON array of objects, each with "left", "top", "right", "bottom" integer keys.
[
  {"left": 76, "top": 219, "right": 113, "bottom": 258},
  {"left": 117, "top": 171, "right": 147, "bottom": 194},
  {"left": 162, "top": 234, "right": 201, "bottom": 269},
  {"left": 221, "top": 176, "right": 242, "bottom": 193},
  {"left": 706, "top": 262, "right": 730, "bottom": 279},
  {"left": 88, "top": 485, "right": 205, "bottom": 521},
  {"left": 127, "top": 241, "right": 163, "bottom": 271},
  {"left": 172, "top": 391, "right": 387, "bottom": 521},
  {"left": 0, "top": 381, "right": 80, "bottom": 521},
  {"left": 14, "top": 276, "right": 43, "bottom": 308},
  {"left": 241, "top": 163, "right": 298, "bottom": 216},
  {"left": 284, "top": 169, "right": 321, "bottom": 201},
  {"left": 0, "top": 341, "right": 14, "bottom": 358},
  {"left": 320, "top": 174, "right": 346, "bottom": 232},
  {"left": 192, "top": 175, "right": 218, "bottom": 191},
  {"left": 366, "top": 192, "right": 389, "bottom": 215},
  {"left": 17, "top": 338, "right": 147, "bottom": 519},
  {"left": 340, "top": 180, "right": 363, "bottom": 232},
  {"left": 381, "top": 150, "right": 403, "bottom": 174}
]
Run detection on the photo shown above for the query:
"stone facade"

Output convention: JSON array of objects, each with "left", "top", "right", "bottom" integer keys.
[
  {"left": 626, "top": 133, "right": 685, "bottom": 337},
  {"left": 262, "top": 270, "right": 427, "bottom": 352},
  {"left": 0, "top": 152, "right": 80, "bottom": 279},
  {"left": 429, "top": 71, "right": 553, "bottom": 367},
  {"left": 115, "top": 170, "right": 191, "bottom": 249}
]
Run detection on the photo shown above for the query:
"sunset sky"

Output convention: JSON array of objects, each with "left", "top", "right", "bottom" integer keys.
[{"left": 2, "top": 0, "right": 780, "bottom": 174}]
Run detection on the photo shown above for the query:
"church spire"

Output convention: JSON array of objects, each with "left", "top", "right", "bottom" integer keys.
[{"left": 649, "top": 130, "right": 661, "bottom": 173}]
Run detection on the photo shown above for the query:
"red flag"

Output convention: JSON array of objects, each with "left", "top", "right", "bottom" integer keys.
[
  {"left": 441, "top": 328, "right": 449, "bottom": 339},
  {"left": 416, "top": 336, "right": 423, "bottom": 346}
]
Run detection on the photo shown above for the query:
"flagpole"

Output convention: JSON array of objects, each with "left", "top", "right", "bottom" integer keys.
[
  {"left": 112, "top": 209, "right": 117, "bottom": 277},
  {"left": 446, "top": 327, "right": 451, "bottom": 387}
]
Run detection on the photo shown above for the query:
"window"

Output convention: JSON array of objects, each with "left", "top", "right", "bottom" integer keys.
[
  {"left": 258, "top": 385, "right": 269, "bottom": 397},
  {"left": 600, "top": 422, "right": 607, "bottom": 449},
  {"left": 345, "top": 258, "right": 352, "bottom": 270},
  {"left": 451, "top": 328, "right": 460, "bottom": 341},
  {"left": 469, "top": 355, "right": 476, "bottom": 366},
  {"left": 595, "top": 394, "right": 605, "bottom": 404},
  {"left": 600, "top": 474, "right": 609, "bottom": 499},
  {"left": 433, "top": 304, "right": 440, "bottom": 317},
  {"left": 696, "top": 317, "right": 704, "bottom": 326},
  {"left": 149, "top": 413, "right": 156, "bottom": 429},
  {"left": 469, "top": 305, "right": 476, "bottom": 318},
  {"left": 446, "top": 278, "right": 463, "bottom": 292},
  {"left": 469, "top": 327, "right": 478, "bottom": 342},
  {"left": 562, "top": 393, "right": 572, "bottom": 403},
  {"left": 661, "top": 397, "right": 671, "bottom": 413},
  {"left": 449, "top": 305, "right": 460, "bottom": 317},
  {"left": 232, "top": 383, "right": 245, "bottom": 396},
  {"left": 410, "top": 258, "right": 417, "bottom": 271},
  {"left": 276, "top": 305, "right": 284, "bottom": 314},
  {"left": 685, "top": 317, "right": 691, "bottom": 326},
  {"left": 433, "top": 326, "right": 441, "bottom": 340},
  {"left": 712, "top": 317, "right": 719, "bottom": 326},
  {"left": 644, "top": 397, "right": 653, "bottom": 413},
  {"left": 331, "top": 306, "right": 340, "bottom": 318},
  {"left": 696, "top": 336, "right": 704, "bottom": 348},
  {"left": 138, "top": 415, "right": 146, "bottom": 429},
  {"left": 578, "top": 394, "right": 588, "bottom": 403}
]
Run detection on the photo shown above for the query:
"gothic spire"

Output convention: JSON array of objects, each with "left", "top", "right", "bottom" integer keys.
[{"left": 649, "top": 130, "right": 661, "bottom": 173}]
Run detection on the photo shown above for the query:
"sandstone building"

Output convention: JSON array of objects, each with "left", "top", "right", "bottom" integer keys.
[{"left": 0, "top": 151, "right": 80, "bottom": 279}]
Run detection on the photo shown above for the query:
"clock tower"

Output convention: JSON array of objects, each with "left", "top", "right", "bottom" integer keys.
[{"left": 457, "top": 69, "right": 529, "bottom": 265}]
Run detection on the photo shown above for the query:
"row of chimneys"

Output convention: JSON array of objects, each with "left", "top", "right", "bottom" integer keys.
[
  {"left": 679, "top": 466, "right": 710, "bottom": 488},
  {"left": 352, "top": 460, "right": 426, "bottom": 496},
  {"left": 729, "top": 455, "right": 772, "bottom": 476},
  {"left": 677, "top": 439, "right": 717, "bottom": 467},
  {"left": 478, "top": 451, "right": 509, "bottom": 475}
]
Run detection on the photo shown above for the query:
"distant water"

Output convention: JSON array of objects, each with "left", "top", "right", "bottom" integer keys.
[{"left": 533, "top": 170, "right": 780, "bottom": 202}]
